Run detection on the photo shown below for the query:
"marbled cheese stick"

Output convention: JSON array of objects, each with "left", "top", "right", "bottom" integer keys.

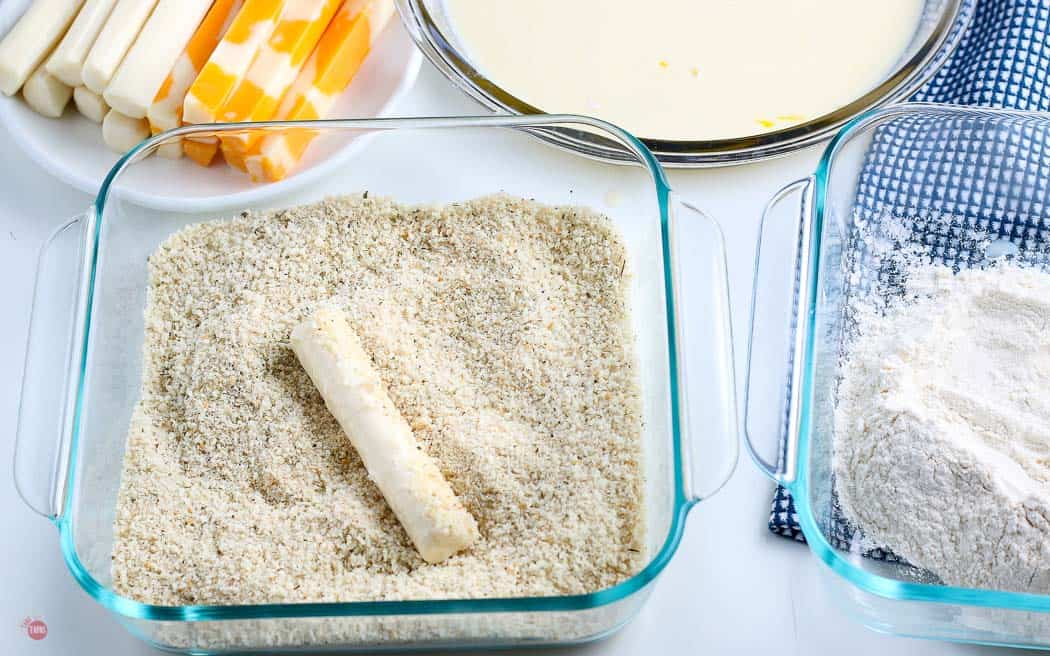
[
  {"left": 182, "top": 0, "right": 286, "bottom": 128},
  {"left": 217, "top": 0, "right": 340, "bottom": 163},
  {"left": 146, "top": 0, "right": 244, "bottom": 157},
  {"left": 45, "top": 0, "right": 118, "bottom": 86},
  {"left": 103, "top": 0, "right": 214, "bottom": 118},
  {"left": 244, "top": 0, "right": 393, "bottom": 182},
  {"left": 102, "top": 108, "right": 149, "bottom": 152},
  {"left": 22, "top": 64, "right": 73, "bottom": 117},
  {"left": 82, "top": 0, "right": 159, "bottom": 94},
  {"left": 73, "top": 85, "right": 108, "bottom": 121},
  {"left": 0, "top": 0, "right": 85, "bottom": 95},
  {"left": 291, "top": 308, "right": 479, "bottom": 564},
  {"left": 183, "top": 138, "right": 219, "bottom": 165}
]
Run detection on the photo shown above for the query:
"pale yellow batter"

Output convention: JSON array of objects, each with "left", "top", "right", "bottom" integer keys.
[{"left": 447, "top": 0, "right": 924, "bottom": 140}]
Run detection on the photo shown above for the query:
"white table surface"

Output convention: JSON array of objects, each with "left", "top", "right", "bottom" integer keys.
[{"left": 0, "top": 61, "right": 1040, "bottom": 656}]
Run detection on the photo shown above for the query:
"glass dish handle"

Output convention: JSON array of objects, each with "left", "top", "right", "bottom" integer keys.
[
  {"left": 14, "top": 211, "right": 93, "bottom": 521},
  {"left": 669, "top": 195, "right": 738, "bottom": 503},
  {"left": 744, "top": 177, "right": 815, "bottom": 486}
]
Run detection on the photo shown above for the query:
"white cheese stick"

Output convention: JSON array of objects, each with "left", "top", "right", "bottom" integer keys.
[
  {"left": 101, "top": 108, "right": 149, "bottom": 152},
  {"left": 22, "top": 65, "right": 73, "bottom": 117},
  {"left": 81, "top": 0, "right": 159, "bottom": 94},
  {"left": 154, "top": 139, "right": 182, "bottom": 159},
  {"left": 103, "top": 0, "right": 213, "bottom": 118},
  {"left": 73, "top": 85, "right": 108, "bottom": 122},
  {"left": 45, "top": 0, "right": 119, "bottom": 86},
  {"left": 0, "top": 0, "right": 85, "bottom": 95},
  {"left": 291, "top": 308, "right": 480, "bottom": 564}
]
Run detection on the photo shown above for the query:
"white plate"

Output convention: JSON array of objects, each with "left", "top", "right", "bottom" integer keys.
[{"left": 0, "top": 1, "right": 421, "bottom": 210}]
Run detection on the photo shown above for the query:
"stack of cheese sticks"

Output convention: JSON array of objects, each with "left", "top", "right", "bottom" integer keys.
[{"left": 0, "top": 0, "right": 393, "bottom": 181}]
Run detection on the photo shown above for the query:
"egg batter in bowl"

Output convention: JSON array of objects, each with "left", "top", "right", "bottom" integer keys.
[{"left": 445, "top": 0, "right": 925, "bottom": 142}]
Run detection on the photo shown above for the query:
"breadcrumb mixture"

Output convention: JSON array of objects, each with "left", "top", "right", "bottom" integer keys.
[{"left": 111, "top": 194, "right": 645, "bottom": 606}]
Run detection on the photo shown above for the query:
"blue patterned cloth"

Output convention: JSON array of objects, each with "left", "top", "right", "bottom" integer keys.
[{"left": 769, "top": 0, "right": 1050, "bottom": 543}]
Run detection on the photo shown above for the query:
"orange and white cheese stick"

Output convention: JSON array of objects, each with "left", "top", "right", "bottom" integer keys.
[
  {"left": 82, "top": 0, "right": 159, "bottom": 94},
  {"left": 181, "top": 0, "right": 287, "bottom": 129},
  {"left": 146, "top": 0, "right": 243, "bottom": 149},
  {"left": 183, "top": 138, "right": 220, "bottom": 165},
  {"left": 45, "top": 0, "right": 118, "bottom": 87},
  {"left": 103, "top": 0, "right": 214, "bottom": 118},
  {"left": 0, "top": 0, "right": 85, "bottom": 95},
  {"left": 217, "top": 0, "right": 340, "bottom": 164},
  {"left": 245, "top": 0, "right": 393, "bottom": 182}
]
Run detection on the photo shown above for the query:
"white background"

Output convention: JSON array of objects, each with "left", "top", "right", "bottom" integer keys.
[{"left": 0, "top": 60, "right": 1040, "bottom": 655}]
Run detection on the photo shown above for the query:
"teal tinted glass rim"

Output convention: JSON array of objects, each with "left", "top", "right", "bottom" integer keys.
[
  {"left": 56, "top": 114, "right": 696, "bottom": 622},
  {"left": 790, "top": 103, "right": 1050, "bottom": 614}
]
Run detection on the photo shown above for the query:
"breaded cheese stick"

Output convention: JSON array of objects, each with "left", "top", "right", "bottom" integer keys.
[
  {"left": 73, "top": 85, "right": 109, "bottom": 122},
  {"left": 103, "top": 0, "right": 213, "bottom": 118},
  {"left": 45, "top": 0, "right": 118, "bottom": 86},
  {"left": 291, "top": 308, "right": 480, "bottom": 564},
  {"left": 0, "top": 0, "right": 85, "bottom": 95},
  {"left": 22, "top": 64, "right": 73, "bottom": 117},
  {"left": 82, "top": 0, "right": 158, "bottom": 94},
  {"left": 102, "top": 108, "right": 149, "bottom": 152}
]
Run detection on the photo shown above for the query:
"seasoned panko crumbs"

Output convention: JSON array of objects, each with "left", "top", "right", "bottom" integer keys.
[{"left": 111, "top": 194, "right": 646, "bottom": 606}]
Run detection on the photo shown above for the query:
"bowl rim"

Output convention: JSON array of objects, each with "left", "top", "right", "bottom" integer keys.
[
  {"left": 395, "top": 0, "right": 976, "bottom": 166},
  {"left": 0, "top": 3, "right": 422, "bottom": 211},
  {"left": 56, "top": 114, "right": 701, "bottom": 622},
  {"left": 791, "top": 102, "right": 1050, "bottom": 614}
]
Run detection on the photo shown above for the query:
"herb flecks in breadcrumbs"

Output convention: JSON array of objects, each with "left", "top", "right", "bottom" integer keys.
[{"left": 112, "top": 194, "right": 646, "bottom": 605}]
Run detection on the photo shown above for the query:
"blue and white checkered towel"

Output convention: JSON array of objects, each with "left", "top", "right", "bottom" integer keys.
[{"left": 769, "top": 0, "right": 1050, "bottom": 543}]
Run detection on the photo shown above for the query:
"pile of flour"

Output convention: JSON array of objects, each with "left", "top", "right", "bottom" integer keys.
[{"left": 834, "top": 262, "right": 1050, "bottom": 593}]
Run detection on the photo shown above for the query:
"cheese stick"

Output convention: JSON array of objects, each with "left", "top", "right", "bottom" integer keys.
[
  {"left": 102, "top": 108, "right": 149, "bottom": 152},
  {"left": 182, "top": 0, "right": 287, "bottom": 128},
  {"left": 0, "top": 0, "right": 85, "bottom": 95},
  {"left": 103, "top": 0, "right": 214, "bottom": 118},
  {"left": 154, "top": 140, "right": 183, "bottom": 159},
  {"left": 224, "top": 142, "right": 248, "bottom": 171},
  {"left": 147, "top": 0, "right": 243, "bottom": 148},
  {"left": 183, "top": 138, "right": 219, "bottom": 165},
  {"left": 245, "top": 0, "right": 393, "bottom": 182},
  {"left": 217, "top": 0, "right": 340, "bottom": 163},
  {"left": 291, "top": 308, "right": 479, "bottom": 564},
  {"left": 73, "top": 85, "right": 108, "bottom": 122},
  {"left": 22, "top": 64, "right": 73, "bottom": 117},
  {"left": 45, "top": 0, "right": 118, "bottom": 87},
  {"left": 82, "top": 0, "right": 159, "bottom": 94}
]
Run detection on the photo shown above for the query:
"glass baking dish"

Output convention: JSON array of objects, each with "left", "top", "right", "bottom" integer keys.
[
  {"left": 13, "top": 115, "right": 738, "bottom": 653},
  {"left": 395, "top": 0, "right": 974, "bottom": 166},
  {"left": 745, "top": 103, "right": 1050, "bottom": 649}
]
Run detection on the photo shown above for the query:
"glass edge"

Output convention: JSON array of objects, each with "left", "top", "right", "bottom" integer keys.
[
  {"left": 60, "top": 115, "right": 698, "bottom": 622},
  {"left": 396, "top": 0, "right": 972, "bottom": 164},
  {"left": 666, "top": 194, "right": 740, "bottom": 501},
  {"left": 13, "top": 214, "right": 90, "bottom": 521},
  {"left": 789, "top": 102, "right": 1050, "bottom": 615}
]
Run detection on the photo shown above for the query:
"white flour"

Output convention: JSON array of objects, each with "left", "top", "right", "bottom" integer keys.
[{"left": 834, "top": 262, "right": 1050, "bottom": 593}]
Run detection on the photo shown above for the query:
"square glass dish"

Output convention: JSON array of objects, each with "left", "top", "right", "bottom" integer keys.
[
  {"left": 745, "top": 104, "right": 1050, "bottom": 649},
  {"left": 13, "top": 116, "right": 737, "bottom": 653}
]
